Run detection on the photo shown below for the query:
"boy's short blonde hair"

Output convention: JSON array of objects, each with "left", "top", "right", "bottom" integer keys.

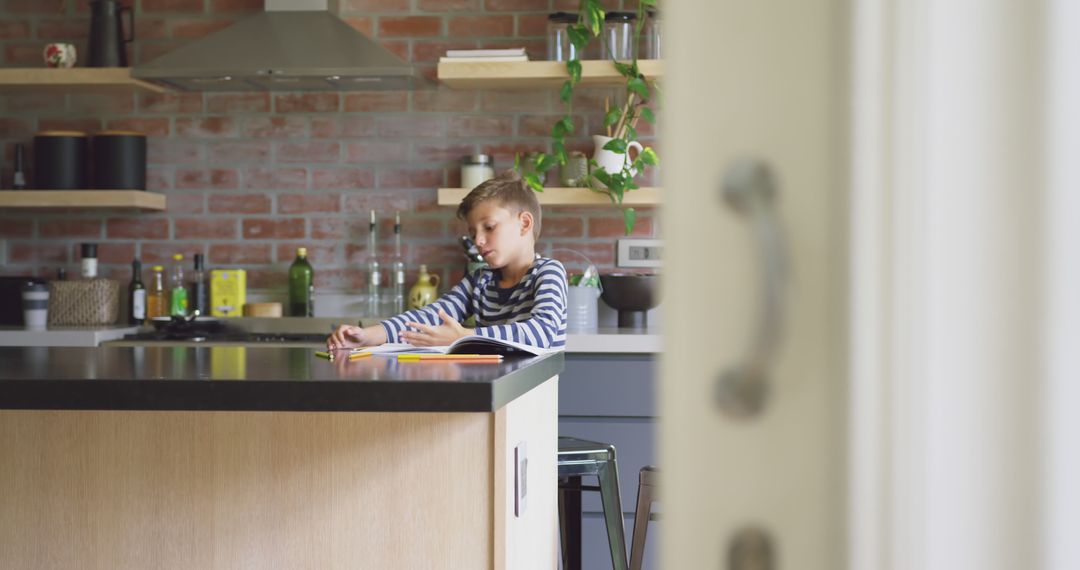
[{"left": 456, "top": 169, "right": 542, "bottom": 239}]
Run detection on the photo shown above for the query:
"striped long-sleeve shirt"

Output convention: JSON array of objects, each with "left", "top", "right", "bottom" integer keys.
[{"left": 381, "top": 256, "right": 568, "bottom": 349}]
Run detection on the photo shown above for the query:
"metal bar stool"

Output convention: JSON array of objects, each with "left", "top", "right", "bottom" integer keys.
[
  {"left": 628, "top": 466, "right": 659, "bottom": 570},
  {"left": 558, "top": 436, "right": 628, "bottom": 570}
]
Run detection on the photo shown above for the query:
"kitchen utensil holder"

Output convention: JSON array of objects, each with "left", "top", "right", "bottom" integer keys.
[{"left": 47, "top": 278, "right": 119, "bottom": 326}]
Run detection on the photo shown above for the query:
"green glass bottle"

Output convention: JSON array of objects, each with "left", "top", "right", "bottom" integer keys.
[{"left": 289, "top": 247, "right": 314, "bottom": 317}]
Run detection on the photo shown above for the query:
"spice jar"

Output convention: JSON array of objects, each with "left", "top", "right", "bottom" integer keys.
[
  {"left": 547, "top": 12, "right": 579, "bottom": 61},
  {"left": 461, "top": 154, "right": 494, "bottom": 189},
  {"left": 604, "top": 12, "right": 637, "bottom": 60}
]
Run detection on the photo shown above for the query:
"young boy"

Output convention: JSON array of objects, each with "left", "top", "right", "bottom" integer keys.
[{"left": 327, "top": 171, "right": 568, "bottom": 351}]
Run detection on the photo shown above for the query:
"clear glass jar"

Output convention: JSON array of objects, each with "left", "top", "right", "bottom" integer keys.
[
  {"left": 520, "top": 151, "right": 547, "bottom": 186},
  {"left": 559, "top": 151, "right": 589, "bottom": 187},
  {"left": 645, "top": 9, "right": 662, "bottom": 59},
  {"left": 461, "top": 154, "right": 494, "bottom": 189},
  {"left": 604, "top": 11, "right": 637, "bottom": 60},
  {"left": 547, "top": 12, "right": 578, "bottom": 61}
]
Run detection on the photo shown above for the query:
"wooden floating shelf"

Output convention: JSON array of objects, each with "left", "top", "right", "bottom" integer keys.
[
  {"left": 0, "top": 190, "right": 167, "bottom": 210},
  {"left": 0, "top": 68, "right": 165, "bottom": 94},
  {"left": 437, "top": 59, "right": 663, "bottom": 90},
  {"left": 438, "top": 187, "right": 660, "bottom": 207}
]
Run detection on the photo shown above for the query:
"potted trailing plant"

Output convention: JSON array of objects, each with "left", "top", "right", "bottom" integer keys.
[{"left": 520, "top": 0, "right": 660, "bottom": 235}]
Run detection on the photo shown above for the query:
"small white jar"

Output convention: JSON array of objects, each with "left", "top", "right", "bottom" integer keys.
[{"left": 461, "top": 154, "right": 494, "bottom": 189}]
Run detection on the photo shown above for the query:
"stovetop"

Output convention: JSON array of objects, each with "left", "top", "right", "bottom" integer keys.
[{"left": 122, "top": 331, "right": 330, "bottom": 343}]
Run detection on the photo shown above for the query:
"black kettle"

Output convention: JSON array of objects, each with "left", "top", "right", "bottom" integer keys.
[{"left": 87, "top": 0, "right": 134, "bottom": 67}]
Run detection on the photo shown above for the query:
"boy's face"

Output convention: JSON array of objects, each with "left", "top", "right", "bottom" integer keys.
[{"left": 465, "top": 200, "right": 533, "bottom": 269}]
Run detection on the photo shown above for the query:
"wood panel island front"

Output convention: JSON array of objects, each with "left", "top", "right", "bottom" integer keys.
[{"left": 0, "top": 346, "right": 563, "bottom": 570}]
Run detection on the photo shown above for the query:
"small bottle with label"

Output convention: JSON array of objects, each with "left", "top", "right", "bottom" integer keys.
[
  {"left": 145, "top": 266, "right": 167, "bottom": 322},
  {"left": 128, "top": 258, "right": 145, "bottom": 326},
  {"left": 169, "top": 253, "right": 188, "bottom": 317},
  {"left": 80, "top": 243, "right": 98, "bottom": 278}
]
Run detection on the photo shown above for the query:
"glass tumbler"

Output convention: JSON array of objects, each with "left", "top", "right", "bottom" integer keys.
[
  {"left": 645, "top": 9, "right": 662, "bottom": 59},
  {"left": 604, "top": 12, "right": 637, "bottom": 60}
]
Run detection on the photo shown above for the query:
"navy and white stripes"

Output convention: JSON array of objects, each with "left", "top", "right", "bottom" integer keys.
[{"left": 381, "top": 257, "right": 568, "bottom": 349}]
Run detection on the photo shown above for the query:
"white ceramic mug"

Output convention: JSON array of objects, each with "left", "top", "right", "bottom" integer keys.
[
  {"left": 43, "top": 43, "right": 77, "bottom": 68},
  {"left": 592, "top": 134, "right": 643, "bottom": 176}
]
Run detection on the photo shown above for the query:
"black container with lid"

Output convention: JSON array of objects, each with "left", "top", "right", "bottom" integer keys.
[
  {"left": 33, "top": 131, "right": 88, "bottom": 189},
  {"left": 91, "top": 130, "right": 147, "bottom": 190}
]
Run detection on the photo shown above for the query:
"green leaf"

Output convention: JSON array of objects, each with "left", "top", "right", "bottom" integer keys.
[
  {"left": 625, "top": 125, "right": 637, "bottom": 141},
  {"left": 559, "top": 80, "right": 574, "bottom": 104},
  {"left": 560, "top": 117, "right": 575, "bottom": 136},
  {"left": 604, "top": 108, "right": 621, "bottom": 128},
  {"left": 568, "top": 25, "right": 590, "bottom": 51},
  {"left": 586, "top": 3, "right": 604, "bottom": 36},
  {"left": 523, "top": 172, "right": 544, "bottom": 192},
  {"left": 552, "top": 141, "right": 567, "bottom": 165},
  {"left": 639, "top": 107, "right": 656, "bottom": 124},
  {"left": 613, "top": 61, "right": 634, "bottom": 77},
  {"left": 640, "top": 0, "right": 657, "bottom": 6},
  {"left": 640, "top": 147, "right": 660, "bottom": 166},
  {"left": 566, "top": 59, "right": 582, "bottom": 83},
  {"left": 627, "top": 77, "right": 650, "bottom": 100},
  {"left": 513, "top": 153, "right": 522, "bottom": 170},
  {"left": 536, "top": 153, "right": 558, "bottom": 172},
  {"left": 622, "top": 208, "right": 637, "bottom": 235},
  {"left": 593, "top": 169, "right": 613, "bottom": 188},
  {"left": 603, "top": 138, "right": 628, "bottom": 154}
]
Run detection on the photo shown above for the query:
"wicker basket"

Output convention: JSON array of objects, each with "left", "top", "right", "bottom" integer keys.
[{"left": 48, "top": 279, "right": 120, "bottom": 326}]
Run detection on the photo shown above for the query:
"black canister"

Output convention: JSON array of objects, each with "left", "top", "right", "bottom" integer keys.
[
  {"left": 33, "top": 131, "right": 88, "bottom": 189},
  {"left": 91, "top": 131, "right": 146, "bottom": 190}
]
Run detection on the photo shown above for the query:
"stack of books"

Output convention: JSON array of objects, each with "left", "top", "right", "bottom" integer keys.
[{"left": 439, "top": 48, "right": 529, "bottom": 63}]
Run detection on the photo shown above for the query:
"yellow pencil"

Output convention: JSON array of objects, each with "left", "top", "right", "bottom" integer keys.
[{"left": 348, "top": 351, "right": 372, "bottom": 361}]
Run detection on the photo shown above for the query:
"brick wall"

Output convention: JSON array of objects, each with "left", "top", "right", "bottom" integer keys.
[{"left": 0, "top": 0, "right": 660, "bottom": 298}]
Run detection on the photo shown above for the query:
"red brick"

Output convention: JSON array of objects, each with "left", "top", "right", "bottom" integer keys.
[
  {"left": 35, "top": 19, "right": 88, "bottom": 40},
  {"left": 448, "top": 15, "right": 514, "bottom": 38},
  {"left": 145, "top": 168, "right": 172, "bottom": 191},
  {"left": 134, "top": 18, "right": 170, "bottom": 40},
  {"left": 37, "top": 118, "right": 101, "bottom": 133},
  {"left": 412, "top": 90, "right": 479, "bottom": 113},
  {"left": 0, "top": 23, "right": 29, "bottom": 41},
  {"left": 0, "top": 93, "right": 62, "bottom": 114},
  {"left": 244, "top": 167, "right": 308, "bottom": 190},
  {"left": 10, "top": 242, "right": 66, "bottom": 264},
  {"left": 176, "top": 168, "right": 239, "bottom": 190},
  {"left": 343, "top": 92, "right": 408, "bottom": 113},
  {"left": 138, "top": 92, "right": 204, "bottom": 114},
  {"left": 136, "top": 41, "right": 183, "bottom": 64},
  {"left": 589, "top": 213, "right": 654, "bottom": 237},
  {"left": 276, "top": 141, "right": 341, "bottom": 164},
  {"left": 381, "top": 40, "right": 410, "bottom": 60},
  {"left": 483, "top": 0, "right": 546, "bottom": 11},
  {"left": 142, "top": 0, "right": 204, "bottom": 12},
  {"left": 209, "top": 193, "right": 271, "bottom": 214},
  {"left": 343, "top": 17, "right": 373, "bottom": 36},
  {"left": 0, "top": 118, "right": 32, "bottom": 139},
  {"left": 276, "top": 243, "right": 336, "bottom": 266},
  {"left": 107, "top": 218, "right": 169, "bottom": 240},
  {"left": 39, "top": 219, "right": 102, "bottom": 238},
  {"left": 105, "top": 118, "right": 170, "bottom": 137},
  {"left": 478, "top": 142, "right": 540, "bottom": 167},
  {"left": 411, "top": 40, "right": 476, "bottom": 64},
  {"left": 207, "top": 92, "right": 270, "bottom": 113},
  {"left": 209, "top": 244, "right": 272, "bottom": 265},
  {"left": 68, "top": 93, "right": 135, "bottom": 114},
  {"left": 418, "top": 0, "right": 480, "bottom": 11},
  {"left": 141, "top": 243, "right": 207, "bottom": 265},
  {"left": 479, "top": 38, "right": 546, "bottom": 60},
  {"left": 343, "top": 191, "right": 414, "bottom": 215},
  {"left": 244, "top": 268, "right": 286, "bottom": 290},
  {"left": 165, "top": 193, "right": 205, "bottom": 214},
  {"left": 206, "top": 141, "right": 271, "bottom": 163},
  {"left": 3, "top": 43, "right": 42, "bottom": 65},
  {"left": 174, "top": 218, "right": 238, "bottom": 239},
  {"left": 274, "top": 93, "right": 340, "bottom": 113},
  {"left": 172, "top": 18, "right": 235, "bottom": 38},
  {"left": 376, "top": 168, "right": 445, "bottom": 189},
  {"left": 241, "top": 116, "right": 307, "bottom": 138},
  {"left": 377, "top": 16, "right": 441, "bottom": 38},
  {"left": 243, "top": 218, "right": 305, "bottom": 239},
  {"left": 519, "top": 114, "right": 585, "bottom": 138},
  {"left": 541, "top": 217, "right": 585, "bottom": 238},
  {"left": 481, "top": 90, "right": 552, "bottom": 113},
  {"left": 0, "top": 219, "right": 34, "bottom": 238},
  {"left": 174, "top": 116, "right": 238, "bottom": 137},
  {"left": 148, "top": 140, "right": 202, "bottom": 164},
  {"left": 312, "top": 268, "right": 365, "bottom": 290},
  {"left": 278, "top": 193, "right": 341, "bottom": 214},
  {"left": 310, "top": 218, "right": 356, "bottom": 240},
  {"left": 407, "top": 243, "right": 461, "bottom": 267},
  {"left": 311, "top": 116, "right": 375, "bottom": 138},
  {"left": 209, "top": 0, "right": 263, "bottom": 11},
  {"left": 6, "top": 0, "right": 64, "bottom": 14},
  {"left": 447, "top": 115, "right": 513, "bottom": 138},
  {"left": 311, "top": 168, "right": 374, "bottom": 190},
  {"left": 388, "top": 216, "right": 446, "bottom": 239},
  {"left": 517, "top": 13, "right": 549, "bottom": 36},
  {"left": 97, "top": 243, "right": 137, "bottom": 265},
  {"left": 542, "top": 241, "right": 615, "bottom": 266},
  {"left": 375, "top": 116, "right": 446, "bottom": 138},
  {"left": 412, "top": 142, "right": 475, "bottom": 163},
  {"left": 345, "top": 142, "right": 411, "bottom": 163},
  {"left": 343, "top": 0, "right": 410, "bottom": 10}
]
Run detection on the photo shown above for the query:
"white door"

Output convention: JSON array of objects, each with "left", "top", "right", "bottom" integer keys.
[{"left": 661, "top": 0, "right": 1080, "bottom": 569}]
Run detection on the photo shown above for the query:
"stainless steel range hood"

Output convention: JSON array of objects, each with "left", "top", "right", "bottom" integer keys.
[{"left": 132, "top": 0, "right": 422, "bottom": 91}]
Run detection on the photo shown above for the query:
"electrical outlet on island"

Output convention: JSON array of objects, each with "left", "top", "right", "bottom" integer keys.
[{"left": 617, "top": 238, "right": 663, "bottom": 269}]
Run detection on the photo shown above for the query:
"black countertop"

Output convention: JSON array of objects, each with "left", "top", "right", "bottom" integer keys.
[{"left": 0, "top": 346, "right": 564, "bottom": 413}]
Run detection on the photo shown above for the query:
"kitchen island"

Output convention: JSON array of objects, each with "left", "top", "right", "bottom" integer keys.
[{"left": 0, "top": 346, "right": 562, "bottom": 570}]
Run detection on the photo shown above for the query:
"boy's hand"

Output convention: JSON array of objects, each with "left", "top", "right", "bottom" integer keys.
[
  {"left": 402, "top": 309, "right": 473, "bottom": 347},
  {"left": 327, "top": 324, "right": 366, "bottom": 350}
]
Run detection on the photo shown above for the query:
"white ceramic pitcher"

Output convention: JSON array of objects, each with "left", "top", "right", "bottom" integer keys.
[{"left": 592, "top": 134, "right": 643, "bottom": 176}]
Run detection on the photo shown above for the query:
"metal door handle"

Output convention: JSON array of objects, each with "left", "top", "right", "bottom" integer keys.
[{"left": 715, "top": 159, "right": 788, "bottom": 418}]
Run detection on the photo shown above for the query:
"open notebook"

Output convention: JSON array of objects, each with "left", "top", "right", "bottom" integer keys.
[{"left": 357, "top": 335, "right": 559, "bottom": 357}]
